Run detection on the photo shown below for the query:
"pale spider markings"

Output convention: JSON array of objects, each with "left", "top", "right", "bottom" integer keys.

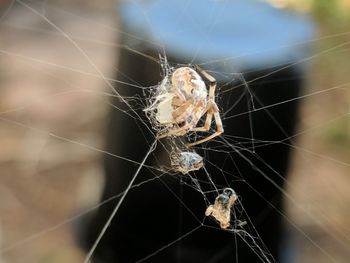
[
  {"left": 205, "top": 188, "right": 238, "bottom": 229},
  {"left": 154, "top": 66, "right": 224, "bottom": 147}
]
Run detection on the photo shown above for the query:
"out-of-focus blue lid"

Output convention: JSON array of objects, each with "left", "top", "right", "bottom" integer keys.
[{"left": 119, "top": 0, "right": 314, "bottom": 71}]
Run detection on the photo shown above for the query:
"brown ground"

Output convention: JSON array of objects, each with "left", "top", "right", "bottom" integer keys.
[{"left": 0, "top": 1, "right": 349, "bottom": 263}]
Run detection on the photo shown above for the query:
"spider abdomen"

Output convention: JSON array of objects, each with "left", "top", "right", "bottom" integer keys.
[{"left": 171, "top": 67, "right": 207, "bottom": 100}]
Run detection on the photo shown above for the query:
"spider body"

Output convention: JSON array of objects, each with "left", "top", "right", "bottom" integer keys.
[
  {"left": 154, "top": 66, "right": 224, "bottom": 146},
  {"left": 205, "top": 188, "right": 238, "bottom": 229}
]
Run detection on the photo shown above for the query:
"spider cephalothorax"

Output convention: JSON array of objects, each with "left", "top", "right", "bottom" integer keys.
[{"left": 151, "top": 66, "right": 224, "bottom": 146}]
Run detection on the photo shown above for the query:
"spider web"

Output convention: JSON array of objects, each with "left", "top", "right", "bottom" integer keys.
[{"left": 0, "top": 1, "right": 350, "bottom": 263}]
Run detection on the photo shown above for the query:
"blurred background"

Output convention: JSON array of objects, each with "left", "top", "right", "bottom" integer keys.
[{"left": 0, "top": 0, "right": 349, "bottom": 262}]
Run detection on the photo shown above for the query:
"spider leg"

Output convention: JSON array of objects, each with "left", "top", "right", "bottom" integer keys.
[
  {"left": 190, "top": 103, "right": 213, "bottom": 133},
  {"left": 186, "top": 101, "right": 223, "bottom": 147},
  {"left": 158, "top": 100, "right": 207, "bottom": 139},
  {"left": 172, "top": 102, "right": 193, "bottom": 123},
  {"left": 158, "top": 106, "right": 202, "bottom": 139},
  {"left": 171, "top": 96, "right": 184, "bottom": 107},
  {"left": 157, "top": 120, "right": 195, "bottom": 138},
  {"left": 195, "top": 65, "right": 216, "bottom": 84},
  {"left": 185, "top": 67, "right": 223, "bottom": 146},
  {"left": 190, "top": 112, "right": 213, "bottom": 132}
]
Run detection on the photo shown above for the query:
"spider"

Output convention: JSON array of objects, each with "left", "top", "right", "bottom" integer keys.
[
  {"left": 154, "top": 66, "right": 224, "bottom": 147},
  {"left": 205, "top": 188, "right": 238, "bottom": 229}
]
